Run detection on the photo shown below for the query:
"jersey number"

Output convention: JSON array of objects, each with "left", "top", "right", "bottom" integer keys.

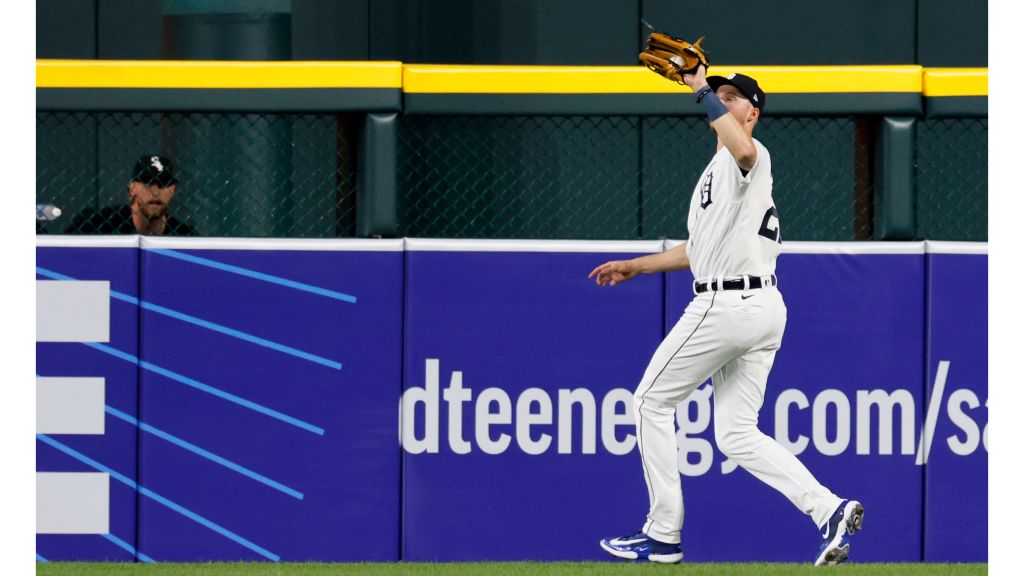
[{"left": 758, "top": 206, "right": 781, "bottom": 243}]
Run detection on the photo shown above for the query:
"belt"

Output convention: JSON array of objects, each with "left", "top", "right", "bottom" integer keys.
[{"left": 693, "top": 274, "right": 777, "bottom": 294}]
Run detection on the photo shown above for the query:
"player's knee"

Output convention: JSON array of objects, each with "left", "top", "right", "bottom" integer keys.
[
  {"left": 714, "top": 424, "right": 757, "bottom": 458},
  {"left": 633, "top": 387, "right": 674, "bottom": 414},
  {"left": 632, "top": 387, "right": 646, "bottom": 407},
  {"left": 633, "top": 382, "right": 653, "bottom": 408},
  {"left": 633, "top": 376, "right": 654, "bottom": 402},
  {"left": 633, "top": 375, "right": 684, "bottom": 410}
]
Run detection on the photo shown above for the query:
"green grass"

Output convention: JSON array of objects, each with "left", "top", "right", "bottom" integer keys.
[{"left": 35, "top": 562, "right": 988, "bottom": 576}]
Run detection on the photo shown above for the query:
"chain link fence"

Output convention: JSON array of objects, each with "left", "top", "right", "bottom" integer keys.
[
  {"left": 398, "top": 116, "right": 641, "bottom": 239},
  {"left": 399, "top": 115, "right": 873, "bottom": 240},
  {"left": 37, "top": 111, "right": 984, "bottom": 241},
  {"left": 36, "top": 112, "right": 358, "bottom": 237},
  {"left": 915, "top": 118, "right": 988, "bottom": 241}
]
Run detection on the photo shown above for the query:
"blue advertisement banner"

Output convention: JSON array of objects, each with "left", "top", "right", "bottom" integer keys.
[
  {"left": 401, "top": 242, "right": 665, "bottom": 561},
  {"left": 36, "top": 242, "right": 141, "bottom": 562},
  {"left": 34, "top": 239, "right": 986, "bottom": 564},
  {"left": 923, "top": 248, "right": 988, "bottom": 562},
  {"left": 135, "top": 240, "right": 404, "bottom": 561}
]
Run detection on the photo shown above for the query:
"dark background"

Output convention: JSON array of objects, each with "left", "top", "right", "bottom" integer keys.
[{"left": 37, "top": 0, "right": 987, "bottom": 66}]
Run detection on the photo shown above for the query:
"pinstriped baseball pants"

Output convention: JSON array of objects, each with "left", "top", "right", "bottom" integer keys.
[{"left": 633, "top": 286, "right": 842, "bottom": 544}]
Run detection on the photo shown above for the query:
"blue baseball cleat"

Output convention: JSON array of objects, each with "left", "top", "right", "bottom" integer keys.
[
  {"left": 814, "top": 499, "right": 864, "bottom": 566},
  {"left": 600, "top": 530, "right": 683, "bottom": 564}
]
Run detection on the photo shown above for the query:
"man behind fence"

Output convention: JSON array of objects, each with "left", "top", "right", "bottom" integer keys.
[{"left": 70, "top": 154, "right": 195, "bottom": 236}]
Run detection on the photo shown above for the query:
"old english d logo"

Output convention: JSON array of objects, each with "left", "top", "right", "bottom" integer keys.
[{"left": 700, "top": 171, "right": 713, "bottom": 209}]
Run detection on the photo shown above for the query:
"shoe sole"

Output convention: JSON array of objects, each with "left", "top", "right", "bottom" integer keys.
[
  {"left": 814, "top": 502, "right": 865, "bottom": 566},
  {"left": 820, "top": 542, "right": 850, "bottom": 565},
  {"left": 846, "top": 502, "right": 864, "bottom": 535},
  {"left": 600, "top": 539, "right": 683, "bottom": 564}
]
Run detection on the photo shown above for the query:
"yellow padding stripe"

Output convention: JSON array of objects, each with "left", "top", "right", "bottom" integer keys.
[
  {"left": 36, "top": 60, "right": 403, "bottom": 89},
  {"left": 923, "top": 68, "right": 988, "bottom": 96},
  {"left": 402, "top": 65, "right": 924, "bottom": 94},
  {"left": 39, "top": 61, "right": 986, "bottom": 96}
]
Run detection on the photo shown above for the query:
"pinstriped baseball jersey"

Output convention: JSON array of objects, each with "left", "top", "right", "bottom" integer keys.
[{"left": 684, "top": 138, "right": 782, "bottom": 281}]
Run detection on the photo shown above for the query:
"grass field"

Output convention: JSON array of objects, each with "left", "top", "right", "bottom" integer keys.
[{"left": 35, "top": 563, "right": 988, "bottom": 576}]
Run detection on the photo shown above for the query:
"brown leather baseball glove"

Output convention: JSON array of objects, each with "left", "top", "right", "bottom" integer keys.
[{"left": 638, "top": 32, "right": 709, "bottom": 85}]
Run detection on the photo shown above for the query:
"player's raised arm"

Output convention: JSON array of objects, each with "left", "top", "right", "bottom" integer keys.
[
  {"left": 682, "top": 66, "right": 759, "bottom": 172},
  {"left": 588, "top": 243, "right": 690, "bottom": 286}
]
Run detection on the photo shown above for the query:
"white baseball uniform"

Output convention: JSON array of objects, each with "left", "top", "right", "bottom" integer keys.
[{"left": 633, "top": 137, "right": 843, "bottom": 545}]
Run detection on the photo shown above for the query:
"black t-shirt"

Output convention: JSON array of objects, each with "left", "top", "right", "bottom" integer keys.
[{"left": 69, "top": 205, "right": 196, "bottom": 236}]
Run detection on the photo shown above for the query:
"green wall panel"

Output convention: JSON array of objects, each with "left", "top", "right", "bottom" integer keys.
[
  {"left": 642, "top": 0, "right": 916, "bottom": 65},
  {"left": 37, "top": 0, "right": 97, "bottom": 59},
  {"left": 918, "top": 0, "right": 987, "bottom": 67}
]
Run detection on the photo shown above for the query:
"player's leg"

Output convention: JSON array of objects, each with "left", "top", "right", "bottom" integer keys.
[
  {"left": 710, "top": 290, "right": 862, "bottom": 565},
  {"left": 711, "top": 347, "right": 842, "bottom": 524},
  {"left": 601, "top": 293, "right": 736, "bottom": 563},
  {"left": 633, "top": 293, "right": 736, "bottom": 543},
  {"left": 712, "top": 349, "right": 863, "bottom": 565}
]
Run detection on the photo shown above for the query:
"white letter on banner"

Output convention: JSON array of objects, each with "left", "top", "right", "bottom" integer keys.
[
  {"left": 36, "top": 281, "right": 110, "bottom": 342},
  {"left": 36, "top": 377, "right": 105, "bottom": 435},
  {"left": 401, "top": 359, "right": 440, "bottom": 454},
  {"left": 443, "top": 370, "right": 472, "bottom": 454},
  {"left": 601, "top": 388, "right": 635, "bottom": 455},
  {"left": 516, "top": 388, "right": 553, "bottom": 455},
  {"left": 37, "top": 472, "right": 109, "bottom": 534},
  {"left": 983, "top": 398, "right": 989, "bottom": 452},
  {"left": 856, "top": 389, "right": 916, "bottom": 455},
  {"left": 558, "top": 389, "right": 596, "bottom": 454},
  {"left": 946, "top": 389, "right": 981, "bottom": 456},
  {"left": 677, "top": 385, "right": 713, "bottom": 476},
  {"left": 476, "top": 388, "right": 512, "bottom": 455},
  {"left": 813, "top": 389, "right": 850, "bottom": 456},
  {"left": 774, "top": 388, "right": 809, "bottom": 455}
]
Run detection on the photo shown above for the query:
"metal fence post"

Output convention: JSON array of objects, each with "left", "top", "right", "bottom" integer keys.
[
  {"left": 874, "top": 116, "right": 917, "bottom": 240},
  {"left": 357, "top": 113, "right": 399, "bottom": 237}
]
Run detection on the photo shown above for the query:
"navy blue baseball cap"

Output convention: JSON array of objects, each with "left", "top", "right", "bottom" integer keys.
[
  {"left": 707, "top": 73, "right": 766, "bottom": 111},
  {"left": 131, "top": 154, "right": 178, "bottom": 187}
]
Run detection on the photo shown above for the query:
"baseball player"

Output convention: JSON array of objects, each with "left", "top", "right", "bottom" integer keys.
[{"left": 588, "top": 63, "right": 863, "bottom": 565}]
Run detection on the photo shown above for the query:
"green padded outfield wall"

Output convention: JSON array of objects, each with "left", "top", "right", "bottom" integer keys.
[
  {"left": 918, "top": 0, "right": 988, "bottom": 67},
  {"left": 37, "top": 0, "right": 371, "bottom": 60},
  {"left": 640, "top": 0, "right": 918, "bottom": 65},
  {"left": 36, "top": 0, "right": 97, "bottom": 58},
  {"left": 370, "top": 0, "right": 639, "bottom": 65},
  {"left": 36, "top": 1, "right": 988, "bottom": 242},
  {"left": 37, "top": 0, "right": 987, "bottom": 66}
]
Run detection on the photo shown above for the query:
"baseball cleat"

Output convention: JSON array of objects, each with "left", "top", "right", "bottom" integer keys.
[
  {"left": 813, "top": 499, "right": 864, "bottom": 566},
  {"left": 600, "top": 530, "right": 683, "bottom": 564}
]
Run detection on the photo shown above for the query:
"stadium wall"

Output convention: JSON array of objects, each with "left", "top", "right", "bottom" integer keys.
[
  {"left": 35, "top": 238, "right": 987, "bottom": 563},
  {"left": 36, "top": 0, "right": 987, "bottom": 68},
  {"left": 35, "top": 62, "right": 989, "bottom": 242}
]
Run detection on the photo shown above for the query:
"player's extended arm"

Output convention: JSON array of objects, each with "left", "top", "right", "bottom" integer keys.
[
  {"left": 588, "top": 243, "right": 690, "bottom": 287},
  {"left": 682, "top": 67, "right": 757, "bottom": 172}
]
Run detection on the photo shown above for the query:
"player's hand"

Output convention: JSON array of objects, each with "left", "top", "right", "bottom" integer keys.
[
  {"left": 588, "top": 260, "right": 640, "bottom": 287},
  {"left": 682, "top": 64, "right": 708, "bottom": 93}
]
